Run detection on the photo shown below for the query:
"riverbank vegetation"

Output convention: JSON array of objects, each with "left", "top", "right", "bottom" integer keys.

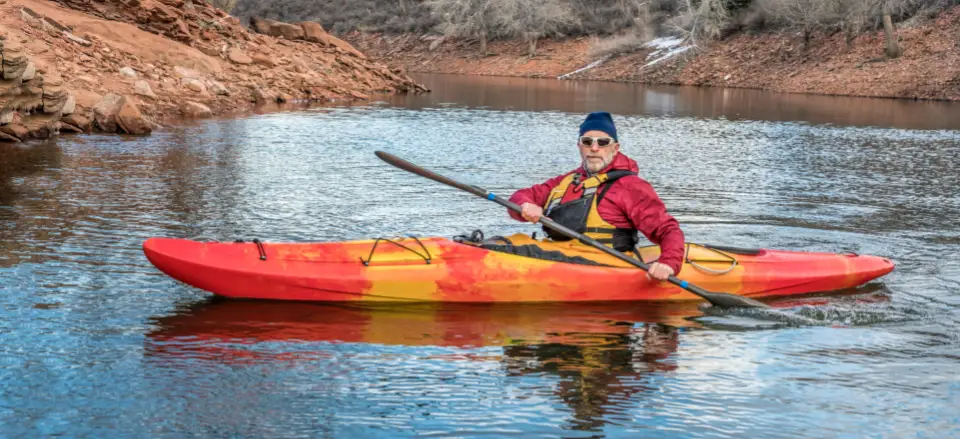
[{"left": 232, "top": 0, "right": 954, "bottom": 58}]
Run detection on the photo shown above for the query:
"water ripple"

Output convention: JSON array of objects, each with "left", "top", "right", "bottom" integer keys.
[{"left": 1, "top": 75, "right": 959, "bottom": 438}]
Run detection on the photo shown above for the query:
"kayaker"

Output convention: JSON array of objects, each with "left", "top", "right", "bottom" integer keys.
[{"left": 508, "top": 111, "right": 685, "bottom": 281}]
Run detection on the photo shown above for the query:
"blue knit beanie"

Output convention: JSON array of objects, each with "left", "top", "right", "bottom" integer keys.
[{"left": 579, "top": 112, "right": 618, "bottom": 141}]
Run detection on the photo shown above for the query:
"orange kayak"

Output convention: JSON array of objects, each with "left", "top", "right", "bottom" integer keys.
[{"left": 143, "top": 233, "right": 894, "bottom": 303}]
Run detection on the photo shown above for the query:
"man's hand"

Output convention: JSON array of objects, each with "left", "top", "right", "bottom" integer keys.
[
  {"left": 647, "top": 262, "right": 675, "bottom": 281},
  {"left": 520, "top": 203, "right": 544, "bottom": 223}
]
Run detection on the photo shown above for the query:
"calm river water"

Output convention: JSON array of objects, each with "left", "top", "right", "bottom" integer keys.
[{"left": 1, "top": 74, "right": 958, "bottom": 438}]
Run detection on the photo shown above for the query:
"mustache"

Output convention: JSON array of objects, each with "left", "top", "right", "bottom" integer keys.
[{"left": 583, "top": 155, "right": 609, "bottom": 171}]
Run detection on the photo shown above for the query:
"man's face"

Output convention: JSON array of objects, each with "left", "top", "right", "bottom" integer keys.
[{"left": 578, "top": 130, "right": 620, "bottom": 174}]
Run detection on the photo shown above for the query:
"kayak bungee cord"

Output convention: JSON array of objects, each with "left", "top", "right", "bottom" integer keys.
[{"left": 360, "top": 236, "right": 433, "bottom": 266}]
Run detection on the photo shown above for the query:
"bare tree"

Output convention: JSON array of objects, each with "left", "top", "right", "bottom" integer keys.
[
  {"left": 228, "top": 0, "right": 951, "bottom": 56},
  {"left": 846, "top": 0, "right": 908, "bottom": 58},
  {"left": 880, "top": 15, "right": 900, "bottom": 56},
  {"left": 634, "top": 0, "right": 657, "bottom": 41},
  {"left": 669, "top": 0, "right": 733, "bottom": 44},
  {"left": 760, "top": 0, "right": 839, "bottom": 51},
  {"left": 425, "top": 0, "right": 500, "bottom": 55},
  {"left": 835, "top": 0, "right": 869, "bottom": 51},
  {"left": 880, "top": 2, "right": 903, "bottom": 58},
  {"left": 496, "top": 0, "right": 578, "bottom": 56},
  {"left": 759, "top": 0, "right": 909, "bottom": 57}
]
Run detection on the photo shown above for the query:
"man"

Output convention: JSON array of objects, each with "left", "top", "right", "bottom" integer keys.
[{"left": 508, "top": 112, "right": 685, "bottom": 281}]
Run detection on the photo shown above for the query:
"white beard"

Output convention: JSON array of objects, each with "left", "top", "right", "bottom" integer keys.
[{"left": 583, "top": 156, "right": 612, "bottom": 174}]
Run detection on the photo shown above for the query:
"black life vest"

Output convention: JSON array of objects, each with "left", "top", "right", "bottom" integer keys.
[{"left": 541, "top": 170, "right": 639, "bottom": 251}]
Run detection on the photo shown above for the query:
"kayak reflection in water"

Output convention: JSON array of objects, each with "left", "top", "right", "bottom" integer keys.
[
  {"left": 145, "top": 300, "right": 684, "bottom": 431},
  {"left": 508, "top": 112, "right": 685, "bottom": 282}
]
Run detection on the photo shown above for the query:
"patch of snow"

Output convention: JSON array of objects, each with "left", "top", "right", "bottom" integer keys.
[
  {"left": 557, "top": 55, "right": 611, "bottom": 80},
  {"left": 557, "top": 36, "right": 692, "bottom": 79},
  {"left": 643, "top": 45, "right": 692, "bottom": 68},
  {"left": 645, "top": 36, "right": 685, "bottom": 51},
  {"left": 642, "top": 37, "right": 692, "bottom": 69}
]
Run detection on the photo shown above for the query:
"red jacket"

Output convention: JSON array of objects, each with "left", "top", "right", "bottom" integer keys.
[{"left": 508, "top": 152, "right": 685, "bottom": 274}]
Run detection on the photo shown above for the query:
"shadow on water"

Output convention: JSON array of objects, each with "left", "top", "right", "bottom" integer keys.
[
  {"left": 0, "top": 141, "right": 62, "bottom": 207},
  {"left": 0, "top": 129, "right": 247, "bottom": 268},
  {"left": 0, "top": 141, "right": 62, "bottom": 266}
]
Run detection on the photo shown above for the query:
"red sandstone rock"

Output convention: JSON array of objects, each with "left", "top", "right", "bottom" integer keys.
[{"left": 0, "top": 0, "right": 425, "bottom": 141}]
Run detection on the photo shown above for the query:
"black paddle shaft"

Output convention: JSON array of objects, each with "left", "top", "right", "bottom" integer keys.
[{"left": 375, "top": 151, "right": 769, "bottom": 309}]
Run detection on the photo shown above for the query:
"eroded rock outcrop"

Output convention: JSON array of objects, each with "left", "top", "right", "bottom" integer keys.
[
  {"left": 1, "top": 32, "right": 76, "bottom": 141},
  {"left": 1, "top": 5, "right": 155, "bottom": 141},
  {"left": 1, "top": 0, "right": 426, "bottom": 142},
  {"left": 250, "top": 17, "right": 367, "bottom": 59}
]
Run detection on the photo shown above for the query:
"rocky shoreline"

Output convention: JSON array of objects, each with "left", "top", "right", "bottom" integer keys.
[{"left": 0, "top": 0, "right": 426, "bottom": 143}]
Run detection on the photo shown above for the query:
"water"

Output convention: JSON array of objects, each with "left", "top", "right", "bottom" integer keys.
[{"left": 1, "top": 74, "right": 959, "bottom": 437}]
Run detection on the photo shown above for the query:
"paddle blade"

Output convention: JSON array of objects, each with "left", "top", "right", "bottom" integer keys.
[{"left": 699, "top": 291, "right": 770, "bottom": 309}]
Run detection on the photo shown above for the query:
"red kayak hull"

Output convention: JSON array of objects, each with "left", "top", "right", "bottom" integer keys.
[{"left": 143, "top": 234, "right": 895, "bottom": 303}]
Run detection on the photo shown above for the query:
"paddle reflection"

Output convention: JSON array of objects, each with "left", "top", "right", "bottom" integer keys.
[{"left": 146, "top": 299, "right": 698, "bottom": 428}]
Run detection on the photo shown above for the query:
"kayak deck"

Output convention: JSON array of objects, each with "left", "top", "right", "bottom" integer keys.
[{"left": 143, "top": 234, "right": 894, "bottom": 303}]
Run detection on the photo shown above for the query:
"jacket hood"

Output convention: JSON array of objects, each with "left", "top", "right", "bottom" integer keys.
[{"left": 576, "top": 152, "right": 639, "bottom": 176}]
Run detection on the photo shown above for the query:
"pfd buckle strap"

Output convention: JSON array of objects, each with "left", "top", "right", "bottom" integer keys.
[{"left": 361, "top": 235, "right": 432, "bottom": 266}]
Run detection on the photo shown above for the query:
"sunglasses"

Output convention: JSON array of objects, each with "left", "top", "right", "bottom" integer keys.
[{"left": 579, "top": 136, "right": 616, "bottom": 148}]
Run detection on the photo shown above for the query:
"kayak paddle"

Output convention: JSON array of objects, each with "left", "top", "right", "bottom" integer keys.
[{"left": 375, "top": 150, "right": 770, "bottom": 309}]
